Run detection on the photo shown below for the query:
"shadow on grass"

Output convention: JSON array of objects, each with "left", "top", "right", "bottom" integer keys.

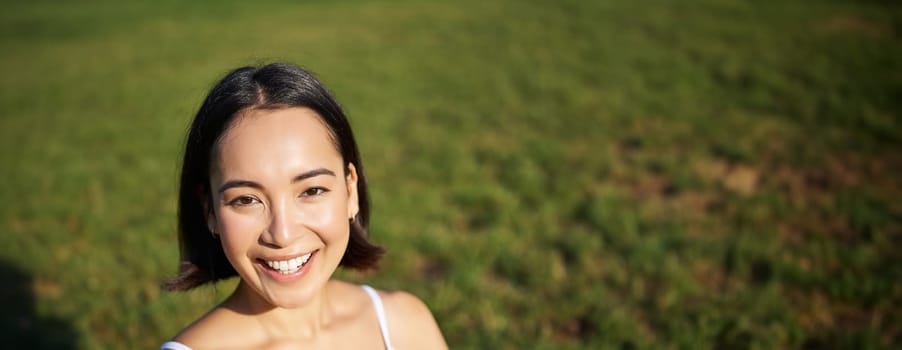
[{"left": 0, "top": 260, "right": 77, "bottom": 349}]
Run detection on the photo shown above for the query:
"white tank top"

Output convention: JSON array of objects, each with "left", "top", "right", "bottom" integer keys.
[{"left": 161, "top": 285, "right": 394, "bottom": 350}]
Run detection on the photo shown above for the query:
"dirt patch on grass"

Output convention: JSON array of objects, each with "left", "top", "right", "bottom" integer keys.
[
  {"left": 630, "top": 173, "right": 677, "bottom": 199},
  {"left": 818, "top": 16, "right": 893, "bottom": 39},
  {"left": 549, "top": 310, "right": 598, "bottom": 344},
  {"left": 692, "top": 158, "right": 760, "bottom": 196},
  {"left": 690, "top": 259, "right": 727, "bottom": 291},
  {"left": 32, "top": 278, "right": 62, "bottom": 299},
  {"left": 722, "top": 165, "right": 759, "bottom": 196},
  {"left": 414, "top": 255, "right": 450, "bottom": 280},
  {"left": 791, "top": 289, "right": 899, "bottom": 347},
  {"left": 770, "top": 151, "right": 901, "bottom": 244}
]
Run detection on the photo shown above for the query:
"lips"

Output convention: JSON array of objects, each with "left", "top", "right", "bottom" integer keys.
[{"left": 262, "top": 252, "right": 313, "bottom": 275}]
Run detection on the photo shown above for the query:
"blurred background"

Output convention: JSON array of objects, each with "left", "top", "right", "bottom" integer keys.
[{"left": 1, "top": 0, "right": 899, "bottom": 348}]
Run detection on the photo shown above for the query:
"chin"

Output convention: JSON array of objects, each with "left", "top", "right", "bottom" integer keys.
[
  {"left": 264, "top": 284, "right": 320, "bottom": 309},
  {"left": 260, "top": 268, "right": 330, "bottom": 306}
]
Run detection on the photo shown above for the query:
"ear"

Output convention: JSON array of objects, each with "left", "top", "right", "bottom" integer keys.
[
  {"left": 198, "top": 185, "right": 218, "bottom": 234},
  {"left": 206, "top": 209, "right": 218, "bottom": 235},
  {"left": 346, "top": 162, "right": 360, "bottom": 220}
]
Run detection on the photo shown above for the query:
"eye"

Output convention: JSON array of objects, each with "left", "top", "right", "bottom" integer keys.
[
  {"left": 228, "top": 195, "right": 260, "bottom": 207},
  {"left": 301, "top": 187, "right": 329, "bottom": 197}
]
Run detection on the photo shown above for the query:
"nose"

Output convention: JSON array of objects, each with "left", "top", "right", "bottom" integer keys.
[{"left": 261, "top": 198, "right": 300, "bottom": 248}]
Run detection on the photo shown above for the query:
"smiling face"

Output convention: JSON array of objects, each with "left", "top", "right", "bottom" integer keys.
[{"left": 207, "top": 107, "right": 359, "bottom": 309}]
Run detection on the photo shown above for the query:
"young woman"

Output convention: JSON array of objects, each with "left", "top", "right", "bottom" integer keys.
[{"left": 161, "top": 63, "right": 447, "bottom": 349}]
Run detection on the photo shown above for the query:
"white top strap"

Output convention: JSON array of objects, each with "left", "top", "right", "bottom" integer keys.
[
  {"left": 160, "top": 341, "right": 193, "bottom": 350},
  {"left": 361, "top": 285, "right": 394, "bottom": 350}
]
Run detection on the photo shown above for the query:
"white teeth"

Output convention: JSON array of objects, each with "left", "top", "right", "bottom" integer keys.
[{"left": 265, "top": 252, "right": 313, "bottom": 274}]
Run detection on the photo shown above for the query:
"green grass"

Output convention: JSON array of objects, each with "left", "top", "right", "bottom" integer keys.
[{"left": 1, "top": 0, "right": 900, "bottom": 348}]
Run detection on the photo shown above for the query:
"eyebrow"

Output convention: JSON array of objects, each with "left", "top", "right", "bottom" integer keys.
[
  {"left": 217, "top": 168, "right": 337, "bottom": 193},
  {"left": 293, "top": 168, "right": 336, "bottom": 183}
]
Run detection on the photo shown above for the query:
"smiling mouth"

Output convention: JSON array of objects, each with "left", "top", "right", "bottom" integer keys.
[{"left": 261, "top": 252, "right": 313, "bottom": 275}]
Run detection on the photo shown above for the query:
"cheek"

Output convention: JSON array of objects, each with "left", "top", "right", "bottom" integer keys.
[
  {"left": 218, "top": 210, "right": 266, "bottom": 251},
  {"left": 307, "top": 198, "right": 352, "bottom": 242}
]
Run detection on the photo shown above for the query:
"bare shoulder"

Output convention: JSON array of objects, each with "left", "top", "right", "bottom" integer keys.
[
  {"left": 378, "top": 289, "right": 448, "bottom": 349},
  {"left": 170, "top": 307, "right": 244, "bottom": 349}
]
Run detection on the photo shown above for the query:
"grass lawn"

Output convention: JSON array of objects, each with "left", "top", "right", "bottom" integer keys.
[{"left": 1, "top": 0, "right": 899, "bottom": 348}]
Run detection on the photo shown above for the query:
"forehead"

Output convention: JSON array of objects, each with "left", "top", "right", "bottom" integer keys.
[{"left": 213, "top": 107, "right": 341, "bottom": 174}]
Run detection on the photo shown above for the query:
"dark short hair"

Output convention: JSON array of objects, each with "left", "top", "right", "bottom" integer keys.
[{"left": 163, "top": 63, "right": 384, "bottom": 291}]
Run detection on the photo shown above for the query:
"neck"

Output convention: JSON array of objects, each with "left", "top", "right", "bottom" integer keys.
[{"left": 224, "top": 280, "right": 335, "bottom": 339}]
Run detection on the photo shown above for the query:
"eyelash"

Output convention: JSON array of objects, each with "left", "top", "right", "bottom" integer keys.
[
  {"left": 226, "top": 187, "right": 328, "bottom": 207},
  {"left": 229, "top": 196, "right": 260, "bottom": 207},
  {"left": 302, "top": 187, "right": 329, "bottom": 197}
]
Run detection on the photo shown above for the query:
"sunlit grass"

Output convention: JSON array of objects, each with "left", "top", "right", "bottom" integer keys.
[{"left": 0, "top": 0, "right": 899, "bottom": 348}]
